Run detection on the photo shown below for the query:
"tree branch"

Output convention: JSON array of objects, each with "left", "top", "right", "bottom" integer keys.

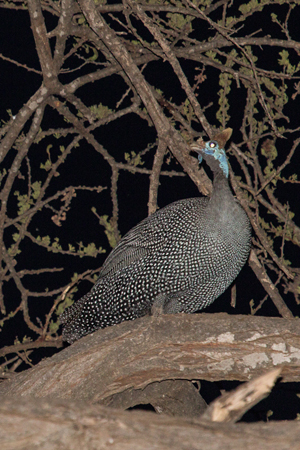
[
  {"left": 1, "top": 314, "right": 300, "bottom": 401},
  {"left": 1, "top": 395, "right": 300, "bottom": 450}
]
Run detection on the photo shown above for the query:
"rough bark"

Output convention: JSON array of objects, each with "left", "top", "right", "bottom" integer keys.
[
  {"left": 103, "top": 379, "right": 207, "bottom": 417},
  {"left": 1, "top": 395, "right": 300, "bottom": 450},
  {"left": 0, "top": 314, "right": 300, "bottom": 404}
]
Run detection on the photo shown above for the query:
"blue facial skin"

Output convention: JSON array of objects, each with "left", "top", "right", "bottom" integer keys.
[{"left": 198, "top": 140, "right": 229, "bottom": 178}]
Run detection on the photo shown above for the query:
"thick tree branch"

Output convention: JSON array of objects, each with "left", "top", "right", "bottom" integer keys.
[
  {"left": 1, "top": 395, "right": 300, "bottom": 450},
  {"left": 1, "top": 314, "right": 300, "bottom": 402}
]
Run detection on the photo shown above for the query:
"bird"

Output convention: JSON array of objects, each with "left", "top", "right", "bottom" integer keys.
[{"left": 60, "top": 128, "right": 251, "bottom": 343}]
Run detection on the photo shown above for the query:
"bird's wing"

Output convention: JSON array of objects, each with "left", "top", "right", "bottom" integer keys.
[{"left": 99, "top": 198, "right": 207, "bottom": 278}]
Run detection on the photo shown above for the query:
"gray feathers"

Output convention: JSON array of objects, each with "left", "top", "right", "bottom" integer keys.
[{"left": 61, "top": 129, "right": 251, "bottom": 343}]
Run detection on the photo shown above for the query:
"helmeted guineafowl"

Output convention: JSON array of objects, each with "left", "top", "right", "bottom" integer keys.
[{"left": 61, "top": 128, "right": 251, "bottom": 343}]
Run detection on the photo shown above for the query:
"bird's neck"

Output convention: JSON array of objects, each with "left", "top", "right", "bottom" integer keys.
[
  {"left": 205, "top": 171, "right": 235, "bottom": 222},
  {"left": 212, "top": 170, "right": 232, "bottom": 196}
]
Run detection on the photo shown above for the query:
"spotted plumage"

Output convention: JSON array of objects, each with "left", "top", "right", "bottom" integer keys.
[{"left": 61, "top": 128, "right": 251, "bottom": 343}]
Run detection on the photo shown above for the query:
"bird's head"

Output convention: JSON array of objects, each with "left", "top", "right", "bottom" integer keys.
[{"left": 191, "top": 128, "right": 232, "bottom": 178}]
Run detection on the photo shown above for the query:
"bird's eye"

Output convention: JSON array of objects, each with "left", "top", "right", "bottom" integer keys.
[{"left": 209, "top": 141, "right": 217, "bottom": 148}]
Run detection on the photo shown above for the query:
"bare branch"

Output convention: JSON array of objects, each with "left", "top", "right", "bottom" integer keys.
[{"left": 202, "top": 368, "right": 282, "bottom": 423}]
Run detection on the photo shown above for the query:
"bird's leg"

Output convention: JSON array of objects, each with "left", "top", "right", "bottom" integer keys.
[{"left": 151, "top": 293, "right": 168, "bottom": 316}]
